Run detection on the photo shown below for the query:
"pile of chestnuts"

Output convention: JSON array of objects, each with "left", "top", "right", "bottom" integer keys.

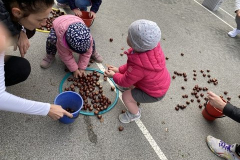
[{"left": 37, "top": 9, "right": 65, "bottom": 31}]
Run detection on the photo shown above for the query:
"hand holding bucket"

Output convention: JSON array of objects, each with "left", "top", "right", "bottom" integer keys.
[
  {"left": 202, "top": 91, "right": 226, "bottom": 121},
  {"left": 54, "top": 91, "right": 83, "bottom": 124}
]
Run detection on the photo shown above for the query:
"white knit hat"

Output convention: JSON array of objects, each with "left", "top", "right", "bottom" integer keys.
[{"left": 128, "top": 19, "right": 161, "bottom": 52}]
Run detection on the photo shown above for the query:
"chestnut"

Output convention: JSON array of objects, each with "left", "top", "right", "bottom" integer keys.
[
  {"left": 181, "top": 53, "right": 184, "bottom": 56},
  {"left": 175, "top": 106, "right": 179, "bottom": 111},
  {"left": 186, "top": 101, "right": 190, "bottom": 105},
  {"left": 207, "top": 70, "right": 210, "bottom": 72},
  {"left": 111, "top": 86, "right": 115, "bottom": 91},
  {"left": 104, "top": 77, "right": 107, "bottom": 81},
  {"left": 109, "top": 38, "right": 113, "bottom": 42},
  {"left": 181, "top": 86, "right": 185, "bottom": 90},
  {"left": 184, "top": 78, "right": 187, "bottom": 81},
  {"left": 94, "top": 110, "right": 99, "bottom": 115},
  {"left": 122, "top": 110, "right": 126, "bottom": 113},
  {"left": 199, "top": 104, "right": 202, "bottom": 109},
  {"left": 224, "top": 91, "right": 228, "bottom": 95},
  {"left": 197, "top": 99, "right": 201, "bottom": 103},
  {"left": 172, "top": 75, "right": 176, "bottom": 79},
  {"left": 200, "top": 93, "right": 204, "bottom": 97},
  {"left": 190, "top": 99, "right": 194, "bottom": 102},
  {"left": 118, "top": 126, "right": 124, "bottom": 131},
  {"left": 70, "top": 84, "right": 75, "bottom": 89},
  {"left": 227, "top": 97, "right": 231, "bottom": 101},
  {"left": 97, "top": 115, "right": 102, "bottom": 119},
  {"left": 193, "top": 78, "right": 196, "bottom": 80},
  {"left": 165, "top": 57, "right": 169, "bottom": 60},
  {"left": 193, "top": 70, "right": 196, "bottom": 72}
]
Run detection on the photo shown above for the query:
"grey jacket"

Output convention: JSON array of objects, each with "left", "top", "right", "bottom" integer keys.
[{"left": 0, "top": 0, "right": 21, "bottom": 36}]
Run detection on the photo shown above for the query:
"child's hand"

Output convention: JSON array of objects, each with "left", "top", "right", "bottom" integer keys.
[
  {"left": 73, "top": 69, "right": 85, "bottom": 78},
  {"left": 73, "top": 9, "right": 82, "bottom": 17},
  {"left": 107, "top": 65, "right": 119, "bottom": 73},
  {"left": 89, "top": 11, "right": 96, "bottom": 19},
  {"left": 79, "top": 69, "right": 85, "bottom": 77},
  {"left": 104, "top": 70, "right": 115, "bottom": 78}
]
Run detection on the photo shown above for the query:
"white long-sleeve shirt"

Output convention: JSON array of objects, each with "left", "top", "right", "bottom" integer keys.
[{"left": 0, "top": 52, "right": 50, "bottom": 115}]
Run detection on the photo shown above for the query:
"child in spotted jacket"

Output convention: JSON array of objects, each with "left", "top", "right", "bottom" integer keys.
[
  {"left": 104, "top": 19, "right": 171, "bottom": 123},
  {"left": 40, "top": 15, "right": 102, "bottom": 78}
]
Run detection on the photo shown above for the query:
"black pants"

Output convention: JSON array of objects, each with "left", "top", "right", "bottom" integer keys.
[
  {"left": 4, "top": 29, "right": 34, "bottom": 86},
  {"left": 4, "top": 56, "right": 31, "bottom": 86}
]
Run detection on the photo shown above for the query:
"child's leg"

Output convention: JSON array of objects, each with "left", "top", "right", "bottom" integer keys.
[
  {"left": 46, "top": 28, "right": 57, "bottom": 55},
  {"left": 40, "top": 28, "right": 57, "bottom": 68},
  {"left": 122, "top": 89, "right": 139, "bottom": 114},
  {"left": 75, "top": 0, "right": 91, "bottom": 11},
  {"left": 91, "top": 39, "right": 103, "bottom": 63}
]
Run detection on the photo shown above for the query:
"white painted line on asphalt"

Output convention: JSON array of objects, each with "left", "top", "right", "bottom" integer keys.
[
  {"left": 194, "top": 0, "right": 234, "bottom": 29},
  {"left": 96, "top": 63, "right": 168, "bottom": 160},
  {"left": 219, "top": 7, "right": 235, "bottom": 19}
]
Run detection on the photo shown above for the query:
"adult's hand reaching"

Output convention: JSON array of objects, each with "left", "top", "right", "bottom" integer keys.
[{"left": 48, "top": 104, "right": 73, "bottom": 120}]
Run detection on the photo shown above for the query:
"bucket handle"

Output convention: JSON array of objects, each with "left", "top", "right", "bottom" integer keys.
[{"left": 205, "top": 104, "right": 225, "bottom": 118}]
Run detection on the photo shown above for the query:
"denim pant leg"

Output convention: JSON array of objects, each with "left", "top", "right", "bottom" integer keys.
[
  {"left": 75, "top": 0, "right": 91, "bottom": 11},
  {"left": 57, "top": 0, "right": 68, "bottom": 4},
  {"left": 46, "top": 28, "right": 57, "bottom": 55}
]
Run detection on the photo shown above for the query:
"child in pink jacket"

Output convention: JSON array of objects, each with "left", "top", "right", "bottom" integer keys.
[
  {"left": 40, "top": 15, "right": 102, "bottom": 78},
  {"left": 104, "top": 19, "right": 171, "bottom": 123}
]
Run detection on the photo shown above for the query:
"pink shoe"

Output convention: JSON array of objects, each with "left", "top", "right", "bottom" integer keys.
[
  {"left": 40, "top": 54, "right": 55, "bottom": 69},
  {"left": 91, "top": 52, "right": 103, "bottom": 63}
]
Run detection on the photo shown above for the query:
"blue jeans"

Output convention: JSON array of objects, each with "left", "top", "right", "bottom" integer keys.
[{"left": 57, "top": 0, "right": 91, "bottom": 11}]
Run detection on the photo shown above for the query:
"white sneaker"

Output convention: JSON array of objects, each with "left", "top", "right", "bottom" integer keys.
[
  {"left": 119, "top": 109, "right": 141, "bottom": 123},
  {"left": 228, "top": 28, "right": 240, "bottom": 37},
  {"left": 206, "top": 135, "right": 240, "bottom": 160}
]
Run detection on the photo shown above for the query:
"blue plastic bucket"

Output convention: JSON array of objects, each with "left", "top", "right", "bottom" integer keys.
[{"left": 54, "top": 91, "right": 83, "bottom": 124}]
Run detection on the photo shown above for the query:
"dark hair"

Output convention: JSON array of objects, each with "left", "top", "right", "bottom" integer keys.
[{"left": 3, "top": 0, "right": 54, "bottom": 17}]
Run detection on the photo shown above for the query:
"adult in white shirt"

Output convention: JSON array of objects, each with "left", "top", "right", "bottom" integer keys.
[{"left": 0, "top": 0, "right": 72, "bottom": 120}]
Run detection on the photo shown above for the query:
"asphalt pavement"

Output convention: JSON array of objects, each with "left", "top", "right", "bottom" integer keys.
[{"left": 0, "top": 0, "right": 240, "bottom": 160}]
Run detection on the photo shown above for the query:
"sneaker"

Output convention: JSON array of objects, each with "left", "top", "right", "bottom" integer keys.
[
  {"left": 206, "top": 135, "right": 240, "bottom": 160},
  {"left": 115, "top": 84, "right": 130, "bottom": 92},
  {"left": 40, "top": 54, "right": 55, "bottom": 69},
  {"left": 91, "top": 52, "right": 103, "bottom": 63},
  {"left": 119, "top": 109, "right": 141, "bottom": 123},
  {"left": 228, "top": 28, "right": 240, "bottom": 37},
  {"left": 56, "top": 2, "right": 69, "bottom": 8}
]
